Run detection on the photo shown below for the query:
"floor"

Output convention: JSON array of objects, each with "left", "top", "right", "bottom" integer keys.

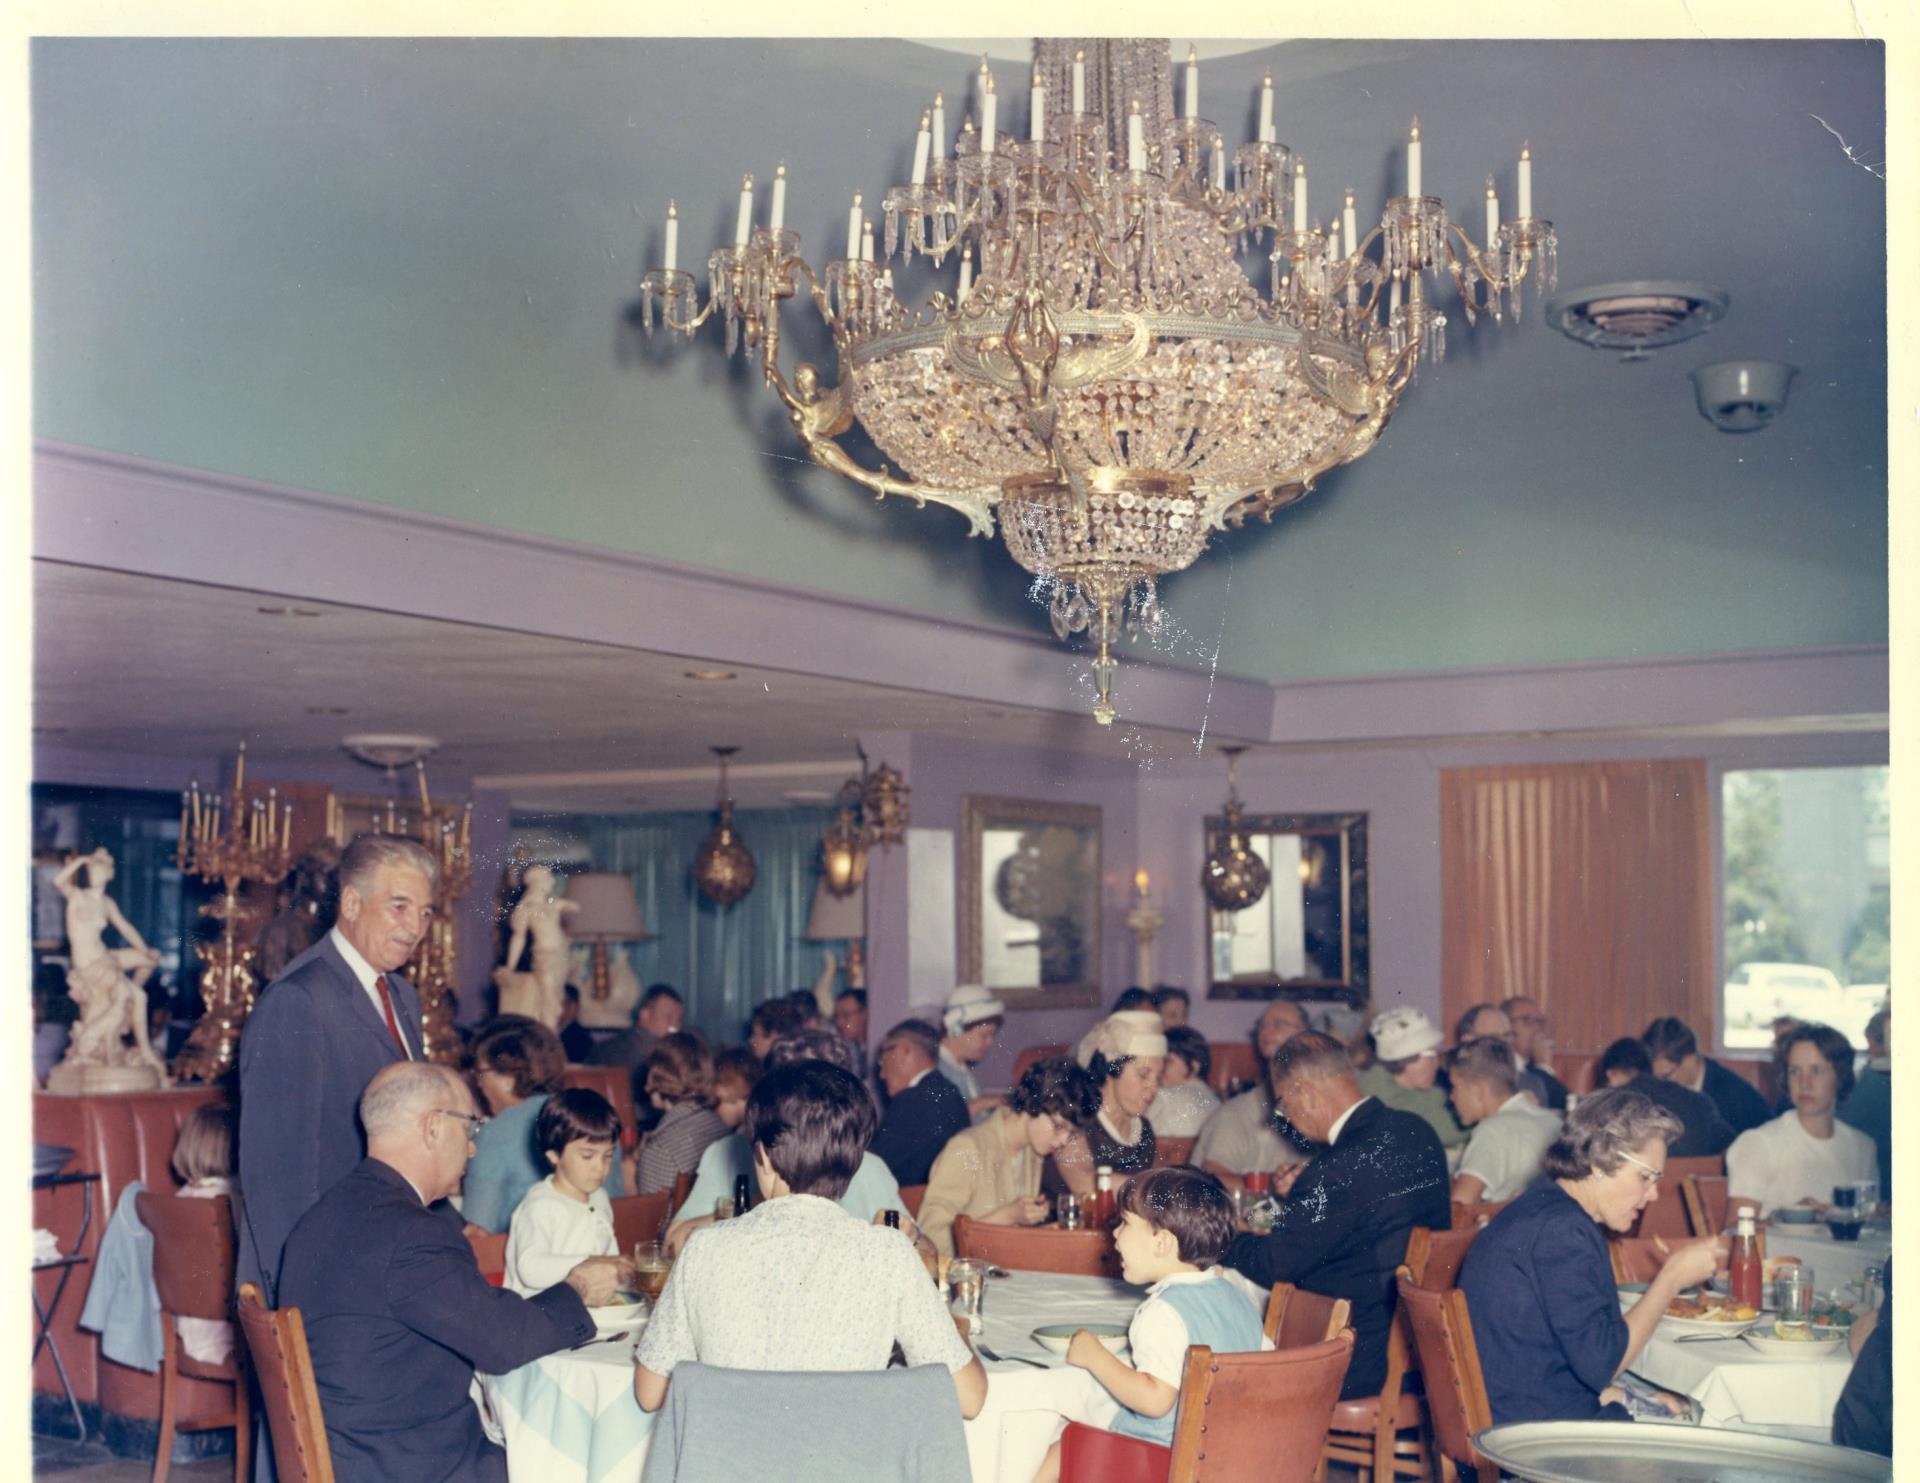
[{"left": 32, "top": 1436, "right": 231, "bottom": 1481}]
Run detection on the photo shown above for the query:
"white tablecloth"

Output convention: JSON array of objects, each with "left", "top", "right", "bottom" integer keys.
[
  {"left": 479, "top": 1333, "right": 654, "bottom": 1483},
  {"left": 1625, "top": 1319, "right": 1855, "bottom": 1432},
  {"left": 1765, "top": 1224, "right": 1891, "bottom": 1302}
]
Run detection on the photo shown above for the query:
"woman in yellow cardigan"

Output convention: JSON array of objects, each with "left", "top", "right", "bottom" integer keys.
[{"left": 919, "top": 1057, "right": 1099, "bottom": 1257}]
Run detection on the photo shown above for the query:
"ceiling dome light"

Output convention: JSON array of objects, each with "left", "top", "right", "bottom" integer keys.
[{"left": 1545, "top": 279, "right": 1727, "bottom": 361}]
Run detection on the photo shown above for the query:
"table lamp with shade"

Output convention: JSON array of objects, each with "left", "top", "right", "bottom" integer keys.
[
  {"left": 562, "top": 873, "right": 650, "bottom": 1030},
  {"left": 804, "top": 876, "right": 866, "bottom": 1014}
]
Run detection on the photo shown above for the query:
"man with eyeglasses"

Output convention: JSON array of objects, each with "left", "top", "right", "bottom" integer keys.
[
  {"left": 280, "top": 1061, "right": 629, "bottom": 1483},
  {"left": 1502, "top": 996, "right": 1571, "bottom": 1111}
]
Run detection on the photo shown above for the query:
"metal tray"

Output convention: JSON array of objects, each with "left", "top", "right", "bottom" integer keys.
[{"left": 1474, "top": 1421, "right": 1891, "bottom": 1482}]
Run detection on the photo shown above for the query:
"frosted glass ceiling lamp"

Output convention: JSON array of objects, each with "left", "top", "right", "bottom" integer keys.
[{"left": 1690, "top": 360, "right": 1796, "bottom": 433}]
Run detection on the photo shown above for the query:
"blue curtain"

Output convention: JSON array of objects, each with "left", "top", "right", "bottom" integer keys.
[{"left": 582, "top": 806, "right": 843, "bottom": 1044}]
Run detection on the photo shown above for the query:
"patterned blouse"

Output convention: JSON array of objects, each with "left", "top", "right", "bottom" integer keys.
[{"left": 636, "top": 1101, "right": 730, "bottom": 1197}]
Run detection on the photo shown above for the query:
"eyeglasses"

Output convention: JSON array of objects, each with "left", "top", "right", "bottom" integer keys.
[
  {"left": 431, "top": 1109, "right": 488, "bottom": 1140},
  {"left": 1511, "top": 1013, "right": 1549, "bottom": 1028},
  {"left": 1618, "top": 1149, "right": 1663, "bottom": 1187}
]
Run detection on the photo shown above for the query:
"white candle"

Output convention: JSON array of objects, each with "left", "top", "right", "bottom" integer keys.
[
  {"left": 1389, "top": 271, "right": 1401, "bottom": 315},
  {"left": 664, "top": 200, "right": 679, "bottom": 272},
  {"left": 1030, "top": 68, "right": 1045, "bottom": 144},
  {"left": 980, "top": 63, "right": 997, "bottom": 154},
  {"left": 1127, "top": 98, "right": 1145, "bottom": 172},
  {"left": 861, "top": 219, "right": 874, "bottom": 263},
  {"left": 932, "top": 92, "right": 946, "bottom": 159},
  {"left": 733, "top": 173, "right": 754, "bottom": 248},
  {"left": 1293, "top": 160, "right": 1308, "bottom": 233},
  {"left": 1259, "top": 74, "right": 1274, "bottom": 143},
  {"left": 1518, "top": 142, "right": 1533, "bottom": 219},
  {"left": 958, "top": 244, "right": 974, "bottom": 300},
  {"left": 770, "top": 164, "right": 787, "bottom": 232},
  {"left": 1408, "top": 116, "right": 1422, "bottom": 198},
  {"left": 1213, "top": 144, "right": 1226, "bottom": 191},
  {"left": 1073, "top": 50, "right": 1085, "bottom": 115},
  {"left": 846, "top": 192, "right": 863, "bottom": 259},
  {"left": 1484, "top": 175, "right": 1498, "bottom": 243},
  {"left": 1185, "top": 45, "right": 1199, "bottom": 120},
  {"left": 911, "top": 113, "right": 931, "bottom": 185},
  {"left": 1342, "top": 189, "right": 1357, "bottom": 257}
]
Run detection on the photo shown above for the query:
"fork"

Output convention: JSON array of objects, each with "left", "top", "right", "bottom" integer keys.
[{"left": 976, "top": 1342, "right": 1048, "bottom": 1369}]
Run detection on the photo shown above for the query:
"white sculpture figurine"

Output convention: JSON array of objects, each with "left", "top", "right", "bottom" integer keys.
[
  {"left": 491, "top": 864, "right": 578, "bottom": 1030},
  {"left": 47, "top": 848, "right": 170, "bottom": 1093}
]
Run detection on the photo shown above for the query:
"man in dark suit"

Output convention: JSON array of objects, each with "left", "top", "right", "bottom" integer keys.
[
  {"left": 1595, "top": 1037, "right": 1734, "bottom": 1157},
  {"left": 239, "top": 833, "right": 437, "bottom": 1303},
  {"left": 279, "top": 1061, "right": 627, "bottom": 1483},
  {"left": 1643, "top": 1015, "right": 1773, "bottom": 1138},
  {"left": 1502, "top": 996, "right": 1572, "bottom": 1112},
  {"left": 868, "top": 1018, "right": 970, "bottom": 1187},
  {"left": 1226, "top": 1032, "right": 1450, "bottom": 1399}
]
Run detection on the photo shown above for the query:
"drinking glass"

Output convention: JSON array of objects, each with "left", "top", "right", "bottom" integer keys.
[
  {"left": 633, "top": 1240, "right": 672, "bottom": 1300},
  {"left": 714, "top": 1197, "right": 733, "bottom": 1221},
  {"left": 948, "top": 1257, "right": 986, "bottom": 1336},
  {"left": 1056, "top": 1193, "right": 1082, "bottom": 1230},
  {"left": 1776, "top": 1265, "right": 1814, "bottom": 1329}
]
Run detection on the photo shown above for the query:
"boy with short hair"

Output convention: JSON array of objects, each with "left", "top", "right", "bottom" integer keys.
[
  {"left": 504, "top": 1087, "right": 623, "bottom": 1295},
  {"left": 1034, "top": 1167, "right": 1265, "bottom": 1480}
]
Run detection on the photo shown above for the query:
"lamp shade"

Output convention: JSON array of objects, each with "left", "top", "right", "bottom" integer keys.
[
  {"left": 563, "top": 873, "right": 648, "bottom": 939},
  {"left": 803, "top": 878, "right": 865, "bottom": 941}
]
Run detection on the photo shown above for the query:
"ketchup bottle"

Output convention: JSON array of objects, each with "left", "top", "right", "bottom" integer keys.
[
  {"left": 1092, "top": 1166, "right": 1116, "bottom": 1226},
  {"left": 1729, "top": 1207, "right": 1763, "bottom": 1310}
]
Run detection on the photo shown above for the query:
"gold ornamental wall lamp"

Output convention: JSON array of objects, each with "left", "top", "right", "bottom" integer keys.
[
  {"left": 820, "top": 753, "right": 911, "bottom": 898},
  {"left": 694, "top": 746, "right": 758, "bottom": 906},
  {"left": 639, "top": 38, "right": 1557, "bottom": 724}
]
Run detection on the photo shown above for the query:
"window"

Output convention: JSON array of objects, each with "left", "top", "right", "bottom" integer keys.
[{"left": 1721, "top": 766, "right": 1889, "bottom": 1050}]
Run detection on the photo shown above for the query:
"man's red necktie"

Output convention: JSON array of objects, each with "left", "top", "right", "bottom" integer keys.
[{"left": 374, "top": 974, "right": 410, "bottom": 1058}]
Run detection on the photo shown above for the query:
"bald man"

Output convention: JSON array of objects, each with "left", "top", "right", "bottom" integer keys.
[
  {"left": 1192, "top": 1000, "right": 1311, "bottom": 1188},
  {"left": 278, "top": 1062, "right": 628, "bottom": 1483}
]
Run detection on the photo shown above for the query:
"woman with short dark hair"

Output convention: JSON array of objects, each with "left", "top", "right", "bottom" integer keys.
[
  {"left": 1459, "top": 1089, "right": 1724, "bottom": 1425},
  {"left": 1047, "top": 1011, "right": 1166, "bottom": 1198},
  {"left": 918, "top": 1057, "right": 1099, "bottom": 1256},
  {"left": 1725, "top": 1021, "right": 1877, "bottom": 1215}
]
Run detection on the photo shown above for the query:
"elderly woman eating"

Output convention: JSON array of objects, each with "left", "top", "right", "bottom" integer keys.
[
  {"left": 1458, "top": 1088, "right": 1724, "bottom": 1424},
  {"left": 1044, "top": 1011, "right": 1166, "bottom": 1198},
  {"left": 917, "top": 1056, "right": 1099, "bottom": 1256}
]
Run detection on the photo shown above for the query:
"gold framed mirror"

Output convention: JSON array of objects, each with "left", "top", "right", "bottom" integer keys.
[
  {"left": 958, "top": 795, "right": 1103, "bottom": 1010},
  {"left": 1204, "top": 810, "right": 1369, "bottom": 1004}
]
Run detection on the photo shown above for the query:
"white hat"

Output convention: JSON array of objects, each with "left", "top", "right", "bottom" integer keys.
[
  {"left": 1371, "top": 1006, "right": 1442, "bottom": 1062},
  {"left": 943, "top": 984, "right": 1007, "bottom": 1036},
  {"left": 1075, "top": 1010, "right": 1169, "bottom": 1068}
]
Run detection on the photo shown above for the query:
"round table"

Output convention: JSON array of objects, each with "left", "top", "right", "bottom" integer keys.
[
  {"left": 1764, "top": 1222, "right": 1891, "bottom": 1304},
  {"left": 478, "top": 1332, "right": 654, "bottom": 1483},
  {"left": 1619, "top": 1293, "right": 1858, "bottom": 1435}
]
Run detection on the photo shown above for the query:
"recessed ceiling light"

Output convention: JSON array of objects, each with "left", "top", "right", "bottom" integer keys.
[{"left": 684, "top": 669, "right": 737, "bottom": 681}]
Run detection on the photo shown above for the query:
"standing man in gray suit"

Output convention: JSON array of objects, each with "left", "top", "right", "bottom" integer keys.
[{"left": 239, "top": 833, "right": 438, "bottom": 1302}]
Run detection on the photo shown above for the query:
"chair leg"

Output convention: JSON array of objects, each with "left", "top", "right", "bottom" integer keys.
[
  {"left": 152, "top": 1327, "right": 178, "bottom": 1483},
  {"left": 232, "top": 1373, "right": 251, "bottom": 1483},
  {"left": 1437, "top": 1455, "right": 1459, "bottom": 1483}
]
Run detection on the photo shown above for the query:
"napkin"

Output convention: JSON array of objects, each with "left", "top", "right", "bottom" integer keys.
[{"left": 33, "top": 1229, "right": 61, "bottom": 1264}]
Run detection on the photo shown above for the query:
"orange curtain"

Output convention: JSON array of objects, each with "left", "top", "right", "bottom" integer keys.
[{"left": 1440, "top": 760, "right": 1714, "bottom": 1053}]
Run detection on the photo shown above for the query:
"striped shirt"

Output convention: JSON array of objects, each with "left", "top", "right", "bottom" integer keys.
[{"left": 636, "top": 1101, "right": 730, "bottom": 1196}]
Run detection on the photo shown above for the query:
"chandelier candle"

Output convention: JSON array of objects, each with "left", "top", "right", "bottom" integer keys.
[
  {"left": 734, "top": 175, "right": 753, "bottom": 248},
  {"left": 1518, "top": 142, "right": 1533, "bottom": 218},
  {"left": 1485, "top": 177, "right": 1498, "bottom": 245},
  {"left": 1184, "top": 45, "right": 1198, "bottom": 119},
  {"left": 637, "top": 38, "right": 1559, "bottom": 724},
  {"left": 664, "top": 202, "right": 678, "bottom": 271},
  {"left": 771, "top": 163, "right": 787, "bottom": 232}
]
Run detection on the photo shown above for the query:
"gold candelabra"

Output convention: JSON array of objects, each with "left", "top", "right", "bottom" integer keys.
[
  {"left": 172, "top": 743, "right": 293, "bottom": 1082},
  {"left": 329, "top": 764, "right": 473, "bottom": 1063}
]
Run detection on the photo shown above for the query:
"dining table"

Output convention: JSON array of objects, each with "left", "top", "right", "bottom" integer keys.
[
  {"left": 1764, "top": 1217, "right": 1891, "bottom": 1302},
  {"left": 478, "top": 1329, "right": 655, "bottom": 1483}
]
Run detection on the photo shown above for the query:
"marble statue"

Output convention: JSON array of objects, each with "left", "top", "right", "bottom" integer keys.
[
  {"left": 491, "top": 864, "right": 577, "bottom": 1030},
  {"left": 47, "top": 848, "right": 170, "bottom": 1093}
]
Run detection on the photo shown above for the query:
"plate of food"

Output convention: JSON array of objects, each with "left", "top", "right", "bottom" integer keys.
[
  {"left": 1770, "top": 1204, "right": 1821, "bottom": 1225},
  {"left": 1031, "top": 1323, "right": 1129, "bottom": 1358},
  {"left": 1742, "top": 1323, "right": 1848, "bottom": 1360},
  {"left": 589, "top": 1290, "right": 650, "bottom": 1332},
  {"left": 1652, "top": 1294, "right": 1761, "bottom": 1334}
]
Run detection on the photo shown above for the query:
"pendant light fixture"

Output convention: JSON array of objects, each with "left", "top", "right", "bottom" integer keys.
[
  {"left": 1201, "top": 744, "right": 1269, "bottom": 912},
  {"left": 693, "top": 745, "right": 757, "bottom": 906}
]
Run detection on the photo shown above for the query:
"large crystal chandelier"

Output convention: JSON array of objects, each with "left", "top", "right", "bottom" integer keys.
[{"left": 640, "top": 39, "right": 1556, "bottom": 723}]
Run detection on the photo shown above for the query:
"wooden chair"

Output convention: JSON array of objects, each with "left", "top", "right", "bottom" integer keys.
[
  {"left": 1606, "top": 1235, "right": 1667, "bottom": 1285},
  {"left": 1264, "top": 1282, "right": 1352, "bottom": 1348},
  {"left": 952, "top": 1215, "right": 1114, "bottom": 1277},
  {"left": 1395, "top": 1269, "right": 1498, "bottom": 1483},
  {"left": 236, "top": 1283, "right": 334, "bottom": 1483},
  {"left": 1629, "top": 1154, "right": 1723, "bottom": 1241},
  {"left": 1208, "top": 1042, "right": 1261, "bottom": 1096},
  {"left": 1405, "top": 1223, "right": 1483, "bottom": 1291},
  {"left": 1683, "top": 1174, "right": 1730, "bottom": 1237},
  {"left": 1449, "top": 1199, "right": 1509, "bottom": 1230},
  {"left": 611, "top": 1190, "right": 672, "bottom": 1253},
  {"left": 466, "top": 1227, "right": 509, "bottom": 1284},
  {"left": 1319, "top": 1317, "right": 1430, "bottom": 1483},
  {"left": 1154, "top": 1136, "right": 1197, "bottom": 1167},
  {"left": 897, "top": 1183, "right": 928, "bottom": 1219},
  {"left": 135, "top": 1192, "right": 250, "bottom": 1483},
  {"left": 1009, "top": 1043, "right": 1072, "bottom": 1085}
]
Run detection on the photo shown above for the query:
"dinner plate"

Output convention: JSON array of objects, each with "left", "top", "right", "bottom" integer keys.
[
  {"left": 590, "top": 1298, "right": 650, "bottom": 1331},
  {"left": 1742, "top": 1326, "right": 1848, "bottom": 1360},
  {"left": 1031, "top": 1323, "right": 1128, "bottom": 1358},
  {"left": 1770, "top": 1205, "right": 1822, "bottom": 1225},
  {"left": 1618, "top": 1293, "right": 1763, "bottom": 1335},
  {"left": 1473, "top": 1421, "right": 1892, "bottom": 1481}
]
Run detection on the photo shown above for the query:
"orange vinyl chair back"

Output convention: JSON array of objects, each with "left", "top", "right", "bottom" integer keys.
[
  {"left": 1263, "top": 1282, "right": 1352, "bottom": 1349},
  {"left": 1684, "top": 1174, "right": 1730, "bottom": 1238},
  {"left": 1395, "top": 1269, "right": 1499, "bottom": 1483},
  {"left": 136, "top": 1192, "right": 251, "bottom": 1483},
  {"left": 1606, "top": 1236, "right": 1667, "bottom": 1285},
  {"left": 236, "top": 1283, "right": 335, "bottom": 1483},
  {"left": 1166, "top": 1334, "right": 1355, "bottom": 1482},
  {"left": 1154, "top": 1137, "right": 1197, "bottom": 1168},
  {"left": 896, "top": 1184, "right": 928, "bottom": 1219},
  {"left": 611, "top": 1190, "right": 672, "bottom": 1253},
  {"left": 952, "top": 1215, "right": 1114, "bottom": 1277},
  {"left": 1405, "top": 1223, "right": 1484, "bottom": 1291},
  {"left": 1450, "top": 1199, "right": 1510, "bottom": 1230},
  {"left": 466, "top": 1227, "right": 509, "bottom": 1285}
]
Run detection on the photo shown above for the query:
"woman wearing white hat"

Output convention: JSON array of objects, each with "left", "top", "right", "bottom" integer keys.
[
  {"left": 1355, "top": 1006, "right": 1467, "bottom": 1150},
  {"left": 1044, "top": 1010, "right": 1167, "bottom": 1198},
  {"left": 940, "top": 984, "right": 1008, "bottom": 1119}
]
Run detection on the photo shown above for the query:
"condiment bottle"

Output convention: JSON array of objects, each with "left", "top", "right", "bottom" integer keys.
[
  {"left": 1093, "top": 1165, "right": 1115, "bottom": 1226},
  {"left": 1729, "top": 1206, "right": 1763, "bottom": 1310},
  {"left": 733, "top": 1174, "right": 752, "bottom": 1218},
  {"left": 883, "top": 1209, "right": 901, "bottom": 1230}
]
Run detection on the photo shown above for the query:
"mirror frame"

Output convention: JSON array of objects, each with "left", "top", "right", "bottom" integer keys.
[
  {"left": 1203, "top": 809, "right": 1369, "bottom": 1005},
  {"left": 958, "top": 794, "right": 1103, "bottom": 1010}
]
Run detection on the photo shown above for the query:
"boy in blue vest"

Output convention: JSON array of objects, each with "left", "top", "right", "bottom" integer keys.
[{"left": 1033, "top": 1166, "right": 1266, "bottom": 1480}]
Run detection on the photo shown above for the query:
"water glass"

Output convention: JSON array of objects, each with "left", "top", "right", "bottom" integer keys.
[
  {"left": 1776, "top": 1265, "right": 1814, "bottom": 1328},
  {"left": 633, "top": 1240, "right": 672, "bottom": 1300},
  {"left": 1056, "top": 1193, "right": 1082, "bottom": 1230},
  {"left": 948, "top": 1257, "right": 986, "bottom": 1336},
  {"left": 714, "top": 1197, "right": 734, "bottom": 1221}
]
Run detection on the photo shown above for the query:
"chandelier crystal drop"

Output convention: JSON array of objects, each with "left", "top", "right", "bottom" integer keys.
[{"left": 640, "top": 39, "right": 1557, "bottom": 724}]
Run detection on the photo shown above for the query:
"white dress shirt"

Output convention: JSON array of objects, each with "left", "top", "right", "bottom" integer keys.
[{"left": 329, "top": 926, "right": 413, "bottom": 1058}]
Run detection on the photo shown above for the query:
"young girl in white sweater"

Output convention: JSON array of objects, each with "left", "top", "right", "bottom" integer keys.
[{"left": 504, "top": 1088, "right": 622, "bottom": 1295}]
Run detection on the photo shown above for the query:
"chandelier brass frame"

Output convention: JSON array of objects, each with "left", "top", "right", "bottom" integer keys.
[{"left": 641, "top": 38, "right": 1556, "bottom": 723}]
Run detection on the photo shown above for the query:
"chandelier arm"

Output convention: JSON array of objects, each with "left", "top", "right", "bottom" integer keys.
[
  {"left": 1057, "top": 171, "right": 1133, "bottom": 278},
  {"left": 656, "top": 282, "right": 722, "bottom": 336}
]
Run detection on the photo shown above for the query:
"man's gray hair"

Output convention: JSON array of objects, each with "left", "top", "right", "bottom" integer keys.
[
  {"left": 1541, "top": 1087, "right": 1684, "bottom": 1182},
  {"left": 1447, "top": 1035, "right": 1519, "bottom": 1094},
  {"left": 769, "top": 1026, "right": 861, "bottom": 1075},
  {"left": 360, "top": 1060, "right": 463, "bottom": 1138},
  {"left": 339, "top": 833, "right": 440, "bottom": 894},
  {"left": 879, "top": 1018, "right": 942, "bottom": 1063}
]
